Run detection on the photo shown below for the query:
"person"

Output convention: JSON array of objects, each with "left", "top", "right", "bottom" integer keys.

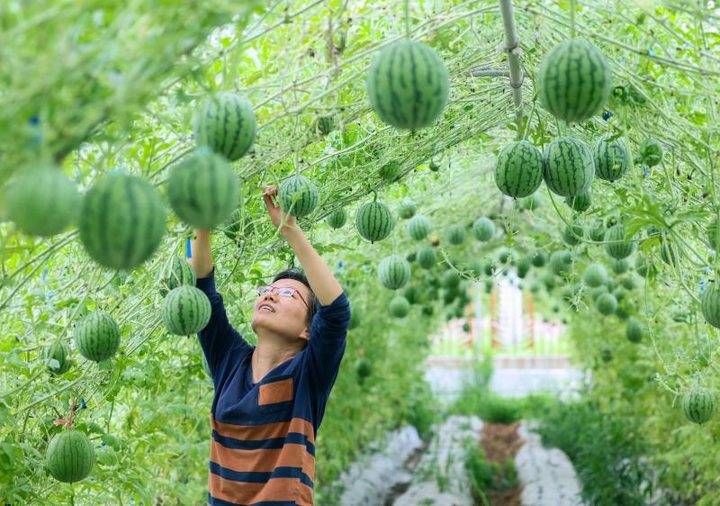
[{"left": 188, "top": 185, "right": 351, "bottom": 505}]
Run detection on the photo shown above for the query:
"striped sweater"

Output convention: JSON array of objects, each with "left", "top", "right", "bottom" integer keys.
[{"left": 196, "top": 268, "right": 350, "bottom": 505}]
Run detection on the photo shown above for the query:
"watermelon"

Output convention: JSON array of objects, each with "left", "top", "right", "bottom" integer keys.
[
  {"left": 612, "top": 259, "right": 629, "bottom": 275},
  {"left": 429, "top": 160, "right": 441, "bottom": 172},
  {"left": 531, "top": 251, "right": 546, "bottom": 267},
  {"left": 484, "top": 263, "right": 496, "bottom": 276},
  {"left": 442, "top": 270, "right": 460, "bottom": 289},
  {"left": 565, "top": 190, "right": 591, "bottom": 212},
  {"left": 398, "top": 198, "right": 417, "bottom": 219},
  {"left": 604, "top": 224, "right": 636, "bottom": 259},
  {"left": 417, "top": 246, "right": 437, "bottom": 269},
  {"left": 549, "top": 250, "right": 573, "bottom": 276},
  {"left": 79, "top": 172, "right": 166, "bottom": 270},
  {"left": 626, "top": 317, "right": 644, "bottom": 343},
  {"left": 355, "top": 358, "right": 372, "bottom": 381},
  {"left": 378, "top": 255, "right": 411, "bottom": 290},
  {"left": 326, "top": 208, "right": 347, "bottom": 229},
  {"left": 660, "top": 238, "right": 678, "bottom": 266},
  {"left": 472, "top": 217, "right": 495, "bottom": 241},
  {"left": 4, "top": 165, "right": 80, "bottom": 237},
  {"left": 589, "top": 285, "right": 608, "bottom": 301},
  {"left": 520, "top": 193, "right": 543, "bottom": 211},
  {"left": 356, "top": 200, "right": 394, "bottom": 243},
  {"left": 682, "top": 387, "right": 716, "bottom": 424},
  {"left": 589, "top": 220, "right": 606, "bottom": 242},
  {"left": 74, "top": 311, "right": 120, "bottom": 362},
  {"left": 421, "top": 304, "right": 435, "bottom": 316},
  {"left": 446, "top": 225, "right": 466, "bottom": 245},
  {"left": 389, "top": 296, "right": 410, "bottom": 318},
  {"left": 407, "top": 214, "right": 431, "bottom": 241},
  {"left": 379, "top": 160, "right": 402, "bottom": 183},
  {"left": 315, "top": 115, "right": 335, "bottom": 136},
  {"left": 543, "top": 137, "right": 595, "bottom": 197},
  {"left": 194, "top": 92, "right": 256, "bottom": 161},
  {"left": 516, "top": 257, "right": 531, "bottom": 279},
  {"left": 163, "top": 285, "right": 212, "bottom": 336},
  {"left": 613, "top": 286, "right": 628, "bottom": 301},
  {"left": 583, "top": 263, "right": 608, "bottom": 287},
  {"left": 278, "top": 174, "right": 319, "bottom": 218},
  {"left": 494, "top": 140, "right": 543, "bottom": 198},
  {"left": 596, "top": 293, "right": 618, "bottom": 315},
  {"left": 366, "top": 39, "right": 450, "bottom": 131},
  {"left": 621, "top": 275, "right": 637, "bottom": 290},
  {"left": 541, "top": 272, "right": 557, "bottom": 291},
  {"left": 600, "top": 348, "right": 613, "bottom": 363},
  {"left": 223, "top": 206, "right": 255, "bottom": 242},
  {"left": 707, "top": 217, "right": 720, "bottom": 251},
  {"left": 403, "top": 285, "right": 419, "bottom": 304},
  {"left": 406, "top": 252, "right": 416, "bottom": 263},
  {"left": 635, "top": 254, "right": 653, "bottom": 278},
  {"left": 638, "top": 138, "right": 663, "bottom": 167},
  {"left": 159, "top": 256, "right": 196, "bottom": 297},
  {"left": 537, "top": 38, "right": 612, "bottom": 123},
  {"left": 594, "top": 136, "right": 632, "bottom": 182},
  {"left": 45, "top": 431, "right": 95, "bottom": 483},
  {"left": 701, "top": 283, "right": 720, "bottom": 328},
  {"left": 167, "top": 148, "right": 239, "bottom": 229},
  {"left": 562, "top": 224, "right": 584, "bottom": 246},
  {"left": 44, "top": 340, "right": 71, "bottom": 375}
]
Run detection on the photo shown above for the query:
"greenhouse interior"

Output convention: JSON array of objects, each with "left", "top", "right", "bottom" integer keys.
[{"left": 1, "top": 0, "right": 720, "bottom": 505}]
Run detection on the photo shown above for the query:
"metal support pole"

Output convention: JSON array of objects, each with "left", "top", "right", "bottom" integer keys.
[{"left": 498, "top": 0, "right": 524, "bottom": 122}]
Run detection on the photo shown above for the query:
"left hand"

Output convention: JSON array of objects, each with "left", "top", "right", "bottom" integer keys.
[{"left": 262, "top": 185, "right": 298, "bottom": 233}]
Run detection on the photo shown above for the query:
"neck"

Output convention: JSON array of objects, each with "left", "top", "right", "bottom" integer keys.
[{"left": 253, "top": 334, "right": 303, "bottom": 368}]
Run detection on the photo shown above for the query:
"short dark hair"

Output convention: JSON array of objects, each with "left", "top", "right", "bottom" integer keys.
[{"left": 272, "top": 268, "right": 318, "bottom": 324}]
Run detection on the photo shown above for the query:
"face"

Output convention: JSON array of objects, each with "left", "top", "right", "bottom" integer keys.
[{"left": 250, "top": 278, "right": 313, "bottom": 341}]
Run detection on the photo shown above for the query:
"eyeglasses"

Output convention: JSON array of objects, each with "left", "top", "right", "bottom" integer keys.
[{"left": 256, "top": 285, "right": 310, "bottom": 309}]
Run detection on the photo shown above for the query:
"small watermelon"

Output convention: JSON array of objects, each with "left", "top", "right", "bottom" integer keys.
[
  {"left": 516, "top": 257, "right": 531, "bottom": 279},
  {"left": 223, "top": 206, "right": 255, "bottom": 242},
  {"left": 403, "top": 285, "right": 419, "bottom": 304},
  {"left": 194, "top": 92, "right": 256, "bottom": 161},
  {"left": 398, "top": 198, "right": 417, "bottom": 219},
  {"left": 635, "top": 254, "right": 654, "bottom": 278},
  {"left": 472, "top": 217, "right": 495, "bottom": 241},
  {"left": 612, "top": 259, "right": 630, "bottom": 275},
  {"left": 639, "top": 138, "right": 663, "bottom": 167},
  {"left": 389, "top": 296, "right": 410, "bottom": 318},
  {"left": 565, "top": 190, "right": 591, "bottom": 212},
  {"left": 163, "top": 285, "right": 212, "bottom": 336},
  {"left": 378, "top": 255, "right": 411, "bottom": 290},
  {"left": 595, "top": 136, "right": 632, "bottom": 182},
  {"left": 621, "top": 275, "right": 637, "bottom": 290},
  {"left": 589, "top": 220, "right": 606, "bottom": 242},
  {"left": 79, "top": 172, "right": 166, "bottom": 270},
  {"left": 626, "top": 317, "right": 644, "bottom": 343},
  {"left": 549, "top": 250, "right": 573, "bottom": 276},
  {"left": 429, "top": 159, "right": 441, "bottom": 172},
  {"left": 604, "top": 224, "right": 636, "bottom": 259},
  {"left": 520, "top": 193, "right": 543, "bottom": 211},
  {"left": 315, "top": 115, "right": 335, "bottom": 136},
  {"left": 74, "top": 311, "right": 121, "bottom": 362},
  {"left": 366, "top": 39, "right": 450, "bottom": 131},
  {"left": 407, "top": 214, "right": 431, "bottom": 241},
  {"left": 446, "top": 225, "right": 466, "bottom": 245},
  {"left": 44, "top": 340, "right": 71, "bottom": 375},
  {"left": 442, "top": 270, "right": 460, "bottom": 289},
  {"left": 596, "top": 293, "right": 618, "bottom": 315},
  {"left": 701, "top": 283, "right": 720, "bottom": 328},
  {"left": 159, "top": 256, "right": 196, "bottom": 297},
  {"left": 682, "top": 387, "right": 716, "bottom": 424},
  {"left": 5, "top": 165, "right": 80, "bottom": 237},
  {"left": 417, "top": 247, "right": 437, "bottom": 269},
  {"left": 537, "top": 38, "right": 612, "bottom": 123},
  {"left": 355, "top": 358, "right": 372, "bottom": 380},
  {"left": 543, "top": 137, "right": 595, "bottom": 197},
  {"left": 356, "top": 200, "right": 394, "bottom": 243},
  {"left": 278, "top": 174, "right": 319, "bottom": 218},
  {"left": 167, "top": 148, "right": 240, "bottom": 229},
  {"left": 326, "top": 208, "right": 347, "bottom": 229},
  {"left": 46, "top": 431, "right": 95, "bottom": 483},
  {"left": 379, "top": 160, "right": 402, "bottom": 183},
  {"left": 583, "top": 263, "right": 608, "bottom": 288},
  {"left": 562, "top": 224, "right": 584, "bottom": 246},
  {"left": 494, "top": 140, "right": 543, "bottom": 198},
  {"left": 531, "top": 251, "right": 547, "bottom": 267}
]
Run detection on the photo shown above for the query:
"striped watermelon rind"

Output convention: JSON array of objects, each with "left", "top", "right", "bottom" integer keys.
[
  {"left": 417, "top": 246, "right": 437, "bottom": 269},
  {"left": 473, "top": 218, "right": 495, "bottom": 241},
  {"left": 367, "top": 39, "right": 450, "bottom": 131},
  {"left": 701, "top": 283, "right": 720, "bottom": 328},
  {"left": 378, "top": 255, "right": 411, "bottom": 290},
  {"left": 565, "top": 190, "right": 591, "bottom": 213},
  {"left": 583, "top": 263, "right": 608, "bottom": 288},
  {"left": 389, "top": 296, "right": 410, "bottom": 318},
  {"left": 159, "top": 256, "right": 197, "bottom": 297},
  {"left": 5, "top": 165, "right": 81, "bottom": 237},
  {"left": 543, "top": 136, "right": 595, "bottom": 197},
  {"left": 79, "top": 172, "right": 166, "bottom": 270},
  {"left": 537, "top": 38, "right": 612, "bottom": 123},
  {"left": 167, "top": 148, "right": 240, "bottom": 229},
  {"left": 639, "top": 138, "right": 663, "bottom": 167},
  {"left": 398, "top": 198, "right": 417, "bottom": 219},
  {"left": 707, "top": 217, "right": 720, "bottom": 251},
  {"left": 604, "top": 224, "right": 636, "bottom": 259},
  {"left": 46, "top": 430, "right": 95, "bottom": 483},
  {"left": 595, "top": 293, "right": 618, "bottom": 315},
  {"left": 278, "top": 175, "right": 319, "bottom": 218},
  {"left": 682, "top": 387, "right": 716, "bottom": 424},
  {"left": 326, "top": 208, "right": 347, "bottom": 229},
  {"left": 356, "top": 201, "right": 394, "bottom": 243},
  {"left": 194, "top": 92, "right": 256, "bottom": 161},
  {"left": 549, "top": 250, "right": 573, "bottom": 276},
  {"left": 626, "top": 317, "right": 643, "bottom": 343},
  {"left": 44, "top": 340, "right": 71, "bottom": 375},
  {"left": 446, "top": 224, "right": 466, "bottom": 245},
  {"left": 74, "top": 311, "right": 120, "bottom": 362},
  {"left": 594, "top": 136, "right": 632, "bottom": 182},
  {"left": 163, "top": 285, "right": 212, "bottom": 336},
  {"left": 407, "top": 214, "right": 431, "bottom": 241},
  {"left": 562, "top": 224, "right": 584, "bottom": 246},
  {"left": 494, "top": 140, "right": 543, "bottom": 198}
]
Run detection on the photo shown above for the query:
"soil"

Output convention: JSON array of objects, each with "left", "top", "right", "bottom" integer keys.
[{"left": 479, "top": 422, "right": 523, "bottom": 506}]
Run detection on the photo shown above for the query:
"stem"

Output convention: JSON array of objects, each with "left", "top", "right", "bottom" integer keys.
[
  {"left": 404, "top": 0, "right": 410, "bottom": 38},
  {"left": 570, "top": 0, "right": 576, "bottom": 38}
]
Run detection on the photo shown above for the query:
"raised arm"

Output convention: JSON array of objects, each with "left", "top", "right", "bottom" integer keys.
[{"left": 189, "top": 228, "right": 214, "bottom": 278}]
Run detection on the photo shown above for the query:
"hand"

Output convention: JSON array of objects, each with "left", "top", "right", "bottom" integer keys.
[{"left": 262, "top": 185, "right": 299, "bottom": 234}]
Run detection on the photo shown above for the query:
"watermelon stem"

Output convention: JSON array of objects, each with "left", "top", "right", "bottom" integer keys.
[
  {"left": 569, "top": 0, "right": 576, "bottom": 38},
  {"left": 403, "top": 0, "right": 410, "bottom": 39}
]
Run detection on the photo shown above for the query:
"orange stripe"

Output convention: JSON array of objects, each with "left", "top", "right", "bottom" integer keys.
[
  {"left": 211, "top": 441, "right": 315, "bottom": 481},
  {"left": 209, "top": 474, "right": 314, "bottom": 505},
  {"left": 212, "top": 416, "right": 315, "bottom": 444}
]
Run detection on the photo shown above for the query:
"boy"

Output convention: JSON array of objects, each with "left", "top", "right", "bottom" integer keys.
[{"left": 189, "top": 185, "right": 351, "bottom": 505}]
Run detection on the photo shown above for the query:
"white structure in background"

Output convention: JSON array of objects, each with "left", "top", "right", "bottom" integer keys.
[{"left": 497, "top": 272, "right": 523, "bottom": 349}]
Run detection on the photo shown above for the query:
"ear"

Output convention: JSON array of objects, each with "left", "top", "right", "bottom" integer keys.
[{"left": 299, "top": 326, "right": 310, "bottom": 340}]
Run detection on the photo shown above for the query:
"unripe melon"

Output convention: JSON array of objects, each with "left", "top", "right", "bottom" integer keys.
[
  {"left": 5, "top": 165, "right": 80, "bottom": 237},
  {"left": 639, "top": 138, "right": 663, "bottom": 167},
  {"left": 594, "top": 136, "right": 632, "bottom": 182},
  {"left": 417, "top": 246, "right": 437, "bottom": 269},
  {"left": 604, "top": 224, "right": 636, "bottom": 259},
  {"left": 46, "top": 431, "right": 95, "bottom": 483},
  {"left": 278, "top": 174, "right": 319, "bottom": 218},
  {"left": 397, "top": 198, "right": 417, "bottom": 219},
  {"left": 701, "top": 283, "right": 720, "bottom": 328},
  {"left": 356, "top": 201, "right": 394, "bottom": 243},
  {"left": 562, "top": 224, "right": 584, "bottom": 246},
  {"left": 74, "top": 311, "right": 121, "bottom": 362},
  {"left": 596, "top": 293, "right": 618, "bottom": 315},
  {"left": 163, "top": 285, "right": 212, "bottom": 336},
  {"left": 326, "top": 208, "right": 347, "bottom": 229},
  {"left": 223, "top": 206, "right": 255, "bottom": 242},
  {"left": 446, "top": 224, "right": 466, "bottom": 245},
  {"left": 379, "top": 160, "right": 402, "bottom": 183},
  {"left": 565, "top": 190, "right": 591, "bottom": 213},
  {"left": 159, "top": 256, "right": 196, "bottom": 297},
  {"left": 494, "top": 140, "right": 543, "bottom": 198},
  {"left": 378, "top": 255, "right": 411, "bottom": 290},
  {"left": 543, "top": 137, "right": 595, "bottom": 197},
  {"left": 194, "top": 92, "right": 256, "bottom": 161},
  {"left": 389, "top": 296, "right": 411, "bottom": 318},
  {"left": 626, "top": 317, "right": 644, "bottom": 343},
  {"left": 549, "top": 250, "right": 573, "bottom": 276},
  {"left": 583, "top": 263, "right": 608, "bottom": 288},
  {"left": 407, "top": 214, "right": 431, "bottom": 241},
  {"left": 44, "top": 340, "right": 71, "bottom": 375},
  {"left": 472, "top": 218, "right": 495, "bottom": 241},
  {"left": 682, "top": 387, "right": 715, "bottom": 424}
]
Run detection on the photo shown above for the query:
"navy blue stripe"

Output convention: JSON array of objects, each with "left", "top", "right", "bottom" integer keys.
[
  {"left": 208, "top": 494, "right": 297, "bottom": 506},
  {"left": 212, "top": 431, "right": 315, "bottom": 456},
  {"left": 209, "top": 462, "right": 314, "bottom": 489}
]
